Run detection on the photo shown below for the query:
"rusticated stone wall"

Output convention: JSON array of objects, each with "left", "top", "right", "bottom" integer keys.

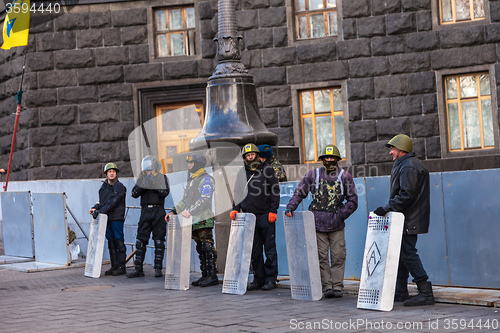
[{"left": 0, "top": 0, "right": 499, "bottom": 181}]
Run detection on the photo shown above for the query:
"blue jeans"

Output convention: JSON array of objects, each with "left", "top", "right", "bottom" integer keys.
[{"left": 106, "top": 221, "right": 124, "bottom": 241}]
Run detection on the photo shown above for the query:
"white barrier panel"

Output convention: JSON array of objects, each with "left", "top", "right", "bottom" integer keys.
[
  {"left": 32, "top": 193, "right": 70, "bottom": 265},
  {"left": 84, "top": 214, "right": 108, "bottom": 278},
  {"left": 357, "top": 212, "right": 404, "bottom": 311},
  {"left": 222, "top": 213, "right": 256, "bottom": 295},
  {"left": 0, "top": 191, "right": 34, "bottom": 258},
  {"left": 283, "top": 211, "right": 322, "bottom": 301},
  {"left": 165, "top": 215, "right": 192, "bottom": 290}
]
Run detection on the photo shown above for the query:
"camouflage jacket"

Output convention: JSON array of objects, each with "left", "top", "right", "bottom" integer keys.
[
  {"left": 174, "top": 171, "right": 215, "bottom": 230},
  {"left": 268, "top": 156, "right": 287, "bottom": 182},
  {"left": 286, "top": 166, "right": 358, "bottom": 233}
]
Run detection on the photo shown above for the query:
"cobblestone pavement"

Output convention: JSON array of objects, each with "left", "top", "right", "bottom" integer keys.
[{"left": 0, "top": 265, "right": 499, "bottom": 333}]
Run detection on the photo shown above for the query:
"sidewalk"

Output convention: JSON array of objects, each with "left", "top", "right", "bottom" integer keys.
[{"left": 1, "top": 264, "right": 499, "bottom": 333}]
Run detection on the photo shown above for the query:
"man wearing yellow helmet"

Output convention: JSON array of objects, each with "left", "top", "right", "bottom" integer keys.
[
  {"left": 373, "top": 134, "right": 434, "bottom": 306},
  {"left": 230, "top": 143, "right": 280, "bottom": 291},
  {"left": 285, "top": 144, "right": 358, "bottom": 299},
  {"left": 89, "top": 162, "right": 127, "bottom": 276}
]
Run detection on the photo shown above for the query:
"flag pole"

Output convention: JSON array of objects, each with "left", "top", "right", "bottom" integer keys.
[{"left": 3, "top": 54, "right": 27, "bottom": 192}]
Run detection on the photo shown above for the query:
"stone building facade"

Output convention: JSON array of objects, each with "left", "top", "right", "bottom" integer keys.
[{"left": 0, "top": 0, "right": 499, "bottom": 181}]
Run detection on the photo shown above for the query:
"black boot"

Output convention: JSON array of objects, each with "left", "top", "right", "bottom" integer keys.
[
  {"left": 112, "top": 239, "right": 127, "bottom": 276},
  {"left": 104, "top": 241, "right": 118, "bottom": 276},
  {"left": 192, "top": 243, "right": 207, "bottom": 286},
  {"left": 154, "top": 240, "right": 165, "bottom": 278},
  {"left": 127, "top": 241, "right": 145, "bottom": 278},
  {"left": 199, "top": 242, "right": 218, "bottom": 287},
  {"left": 404, "top": 281, "right": 435, "bottom": 306}
]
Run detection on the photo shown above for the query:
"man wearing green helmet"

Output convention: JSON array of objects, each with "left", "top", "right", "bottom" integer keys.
[
  {"left": 373, "top": 134, "right": 434, "bottom": 306},
  {"left": 285, "top": 144, "right": 358, "bottom": 299},
  {"left": 90, "top": 162, "right": 127, "bottom": 276}
]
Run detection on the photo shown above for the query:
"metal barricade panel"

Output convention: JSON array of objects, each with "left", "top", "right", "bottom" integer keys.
[
  {"left": 32, "top": 193, "right": 70, "bottom": 265},
  {"left": 165, "top": 215, "right": 192, "bottom": 290},
  {"left": 357, "top": 212, "right": 404, "bottom": 311},
  {"left": 283, "top": 211, "right": 322, "bottom": 301},
  {"left": 222, "top": 213, "right": 256, "bottom": 295},
  {"left": 84, "top": 214, "right": 108, "bottom": 278},
  {"left": 0, "top": 191, "right": 34, "bottom": 258}
]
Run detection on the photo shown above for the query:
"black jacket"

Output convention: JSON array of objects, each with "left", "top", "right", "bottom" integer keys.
[
  {"left": 132, "top": 171, "right": 170, "bottom": 206},
  {"left": 233, "top": 161, "right": 280, "bottom": 214},
  {"left": 383, "top": 152, "right": 430, "bottom": 234},
  {"left": 93, "top": 180, "right": 126, "bottom": 222}
]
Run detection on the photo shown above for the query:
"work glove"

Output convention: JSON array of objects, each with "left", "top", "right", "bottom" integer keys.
[
  {"left": 230, "top": 210, "right": 238, "bottom": 220},
  {"left": 284, "top": 209, "right": 293, "bottom": 217},
  {"left": 92, "top": 210, "right": 100, "bottom": 219},
  {"left": 268, "top": 212, "right": 277, "bottom": 223},
  {"left": 374, "top": 207, "right": 387, "bottom": 216}
]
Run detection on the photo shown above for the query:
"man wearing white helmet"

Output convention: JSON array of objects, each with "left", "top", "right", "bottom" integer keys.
[{"left": 128, "top": 155, "right": 170, "bottom": 278}]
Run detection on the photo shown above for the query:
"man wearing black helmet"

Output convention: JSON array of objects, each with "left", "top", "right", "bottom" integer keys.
[
  {"left": 230, "top": 143, "right": 280, "bottom": 291},
  {"left": 166, "top": 153, "right": 218, "bottom": 287},
  {"left": 90, "top": 162, "right": 127, "bottom": 276},
  {"left": 285, "top": 145, "right": 358, "bottom": 299},
  {"left": 373, "top": 134, "right": 434, "bottom": 306},
  {"left": 128, "top": 155, "right": 170, "bottom": 278}
]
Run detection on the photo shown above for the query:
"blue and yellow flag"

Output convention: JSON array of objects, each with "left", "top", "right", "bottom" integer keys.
[{"left": 1, "top": 0, "right": 30, "bottom": 50}]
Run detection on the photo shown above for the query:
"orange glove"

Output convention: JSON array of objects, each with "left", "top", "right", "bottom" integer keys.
[
  {"left": 268, "top": 212, "right": 277, "bottom": 223},
  {"left": 230, "top": 210, "right": 238, "bottom": 220}
]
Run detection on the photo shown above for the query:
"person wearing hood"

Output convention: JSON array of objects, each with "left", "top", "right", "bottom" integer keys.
[
  {"left": 166, "top": 153, "right": 218, "bottom": 287},
  {"left": 285, "top": 145, "right": 358, "bottom": 299},
  {"left": 90, "top": 163, "right": 127, "bottom": 276},
  {"left": 257, "top": 144, "right": 287, "bottom": 182},
  {"left": 230, "top": 143, "right": 280, "bottom": 291}
]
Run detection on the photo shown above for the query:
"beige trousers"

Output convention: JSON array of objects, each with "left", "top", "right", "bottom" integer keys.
[{"left": 316, "top": 229, "right": 346, "bottom": 292}]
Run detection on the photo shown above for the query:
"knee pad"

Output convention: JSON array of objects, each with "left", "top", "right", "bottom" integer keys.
[
  {"left": 154, "top": 239, "right": 165, "bottom": 250},
  {"left": 202, "top": 242, "right": 214, "bottom": 254}
]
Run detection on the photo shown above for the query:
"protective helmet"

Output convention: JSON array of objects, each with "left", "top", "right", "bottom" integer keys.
[
  {"left": 241, "top": 143, "right": 260, "bottom": 157},
  {"left": 318, "top": 144, "right": 342, "bottom": 160},
  {"left": 141, "top": 155, "right": 161, "bottom": 172},
  {"left": 186, "top": 153, "right": 206, "bottom": 173},
  {"left": 257, "top": 144, "right": 273, "bottom": 158},
  {"left": 386, "top": 134, "right": 413, "bottom": 152},
  {"left": 104, "top": 162, "right": 119, "bottom": 174}
]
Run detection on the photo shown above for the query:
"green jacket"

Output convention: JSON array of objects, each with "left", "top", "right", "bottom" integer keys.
[{"left": 174, "top": 171, "right": 215, "bottom": 230}]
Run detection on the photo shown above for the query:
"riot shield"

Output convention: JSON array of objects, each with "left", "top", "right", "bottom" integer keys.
[
  {"left": 222, "top": 213, "right": 256, "bottom": 295},
  {"left": 165, "top": 215, "right": 192, "bottom": 290},
  {"left": 357, "top": 212, "right": 404, "bottom": 311},
  {"left": 84, "top": 214, "right": 108, "bottom": 278},
  {"left": 283, "top": 211, "right": 322, "bottom": 301}
]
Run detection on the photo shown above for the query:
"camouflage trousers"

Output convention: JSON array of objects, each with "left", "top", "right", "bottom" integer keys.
[{"left": 192, "top": 228, "right": 216, "bottom": 252}]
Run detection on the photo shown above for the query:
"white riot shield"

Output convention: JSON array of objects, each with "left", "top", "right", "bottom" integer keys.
[
  {"left": 283, "top": 211, "right": 322, "bottom": 301},
  {"left": 165, "top": 215, "right": 192, "bottom": 290},
  {"left": 222, "top": 213, "right": 256, "bottom": 295},
  {"left": 84, "top": 214, "right": 108, "bottom": 278},
  {"left": 357, "top": 212, "right": 404, "bottom": 311}
]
